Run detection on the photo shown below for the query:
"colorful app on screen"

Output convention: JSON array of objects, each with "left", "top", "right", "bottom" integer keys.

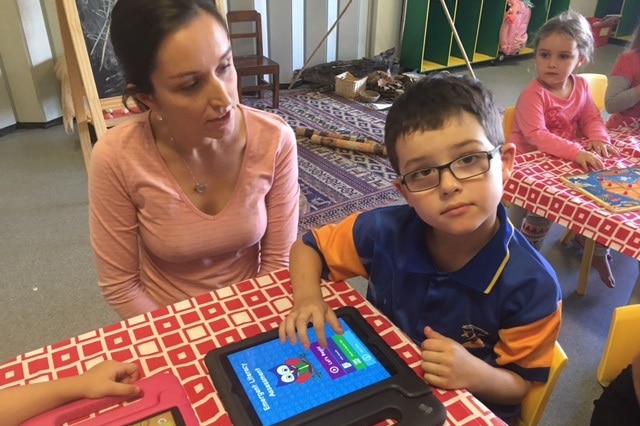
[{"left": 227, "top": 318, "right": 391, "bottom": 425}]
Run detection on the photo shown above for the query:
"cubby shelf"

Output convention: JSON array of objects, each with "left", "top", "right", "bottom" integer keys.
[
  {"left": 595, "top": 0, "right": 640, "bottom": 42},
  {"left": 400, "top": 0, "right": 570, "bottom": 73}
]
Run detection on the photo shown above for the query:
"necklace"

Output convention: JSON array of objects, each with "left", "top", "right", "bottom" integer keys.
[{"left": 169, "top": 137, "right": 207, "bottom": 194}]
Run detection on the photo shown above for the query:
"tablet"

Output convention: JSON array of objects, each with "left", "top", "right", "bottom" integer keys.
[{"left": 205, "top": 306, "right": 446, "bottom": 426}]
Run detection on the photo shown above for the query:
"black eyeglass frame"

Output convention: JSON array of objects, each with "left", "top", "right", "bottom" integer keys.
[{"left": 398, "top": 145, "right": 503, "bottom": 193}]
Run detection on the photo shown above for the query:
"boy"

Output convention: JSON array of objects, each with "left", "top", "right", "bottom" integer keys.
[{"left": 279, "top": 74, "right": 562, "bottom": 421}]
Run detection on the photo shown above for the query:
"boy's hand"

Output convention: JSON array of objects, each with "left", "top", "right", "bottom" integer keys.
[
  {"left": 279, "top": 298, "right": 343, "bottom": 349},
  {"left": 420, "top": 326, "right": 481, "bottom": 390},
  {"left": 574, "top": 150, "right": 604, "bottom": 171},
  {"left": 77, "top": 360, "right": 141, "bottom": 399},
  {"left": 586, "top": 140, "right": 618, "bottom": 158}
]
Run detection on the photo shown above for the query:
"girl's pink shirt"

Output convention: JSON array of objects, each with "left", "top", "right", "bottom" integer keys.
[
  {"left": 607, "top": 50, "right": 640, "bottom": 128},
  {"left": 508, "top": 74, "right": 610, "bottom": 160},
  {"left": 89, "top": 105, "right": 299, "bottom": 318}
]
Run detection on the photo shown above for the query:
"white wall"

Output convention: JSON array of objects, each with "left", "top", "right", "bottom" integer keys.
[
  {"left": 225, "top": 0, "right": 372, "bottom": 82},
  {"left": 3, "top": 0, "right": 602, "bottom": 124},
  {"left": 41, "top": 0, "right": 64, "bottom": 61},
  {"left": 0, "top": 0, "right": 61, "bottom": 124},
  {"left": 570, "top": 0, "right": 597, "bottom": 18},
  {"left": 0, "top": 54, "right": 17, "bottom": 129},
  {"left": 369, "top": 0, "right": 403, "bottom": 56},
  {"left": 336, "top": 0, "right": 369, "bottom": 60}
]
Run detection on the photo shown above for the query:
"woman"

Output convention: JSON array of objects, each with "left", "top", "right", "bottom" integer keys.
[{"left": 89, "top": 0, "right": 299, "bottom": 318}]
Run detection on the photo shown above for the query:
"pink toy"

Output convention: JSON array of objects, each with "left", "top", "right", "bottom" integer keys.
[
  {"left": 497, "top": 0, "right": 533, "bottom": 60},
  {"left": 22, "top": 373, "right": 199, "bottom": 426}
]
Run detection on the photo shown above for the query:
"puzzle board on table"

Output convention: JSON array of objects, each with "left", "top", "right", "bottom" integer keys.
[{"left": 561, "top": 167, "right": 640, "bottom": 212}]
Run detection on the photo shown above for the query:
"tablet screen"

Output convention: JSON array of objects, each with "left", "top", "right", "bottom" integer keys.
[
  {"left": 127, "top": 407, "right": 186, "bottom": 426},
  {"left": 226, "top": 318, "right": 392, "bottom": 425}
]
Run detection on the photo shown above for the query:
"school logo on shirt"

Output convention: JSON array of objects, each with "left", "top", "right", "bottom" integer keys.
[{"left": 461, "top": 324, "right": 488, "bottom": 348}]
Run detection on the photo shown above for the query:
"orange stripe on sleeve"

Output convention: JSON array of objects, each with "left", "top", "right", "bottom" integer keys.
[
  {"left": 495, "top": 301, "right": 562, "bottom": 373},
  {"left": 310, "top": 214, "right": 367, "bottom": 281}
]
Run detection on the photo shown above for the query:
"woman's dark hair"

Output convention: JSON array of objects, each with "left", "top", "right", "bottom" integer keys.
[{"left": 110, "top": 0, "right": 228, "bottom": 109}]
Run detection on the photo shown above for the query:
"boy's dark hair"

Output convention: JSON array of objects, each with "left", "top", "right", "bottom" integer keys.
[{"left": 384, "top": 74, "right": 503, "bottom": 174}]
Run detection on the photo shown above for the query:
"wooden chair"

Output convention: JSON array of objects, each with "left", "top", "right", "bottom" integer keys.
[
  {"left": 577, "top": 73, "right": 608, "bottom": 111},
  {"left": 597, "top": 304, "right": 640, "bottom": 387},
  {"left": 516, "top": 342, "right": 568, "bottom": 426},
  {"left": 227, "top": 10, "right": 279, "bottom": 108}
]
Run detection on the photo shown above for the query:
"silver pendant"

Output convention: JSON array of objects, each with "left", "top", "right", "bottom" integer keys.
[{"left": 195, "top": 183, "right": 207, "bottom": 194}]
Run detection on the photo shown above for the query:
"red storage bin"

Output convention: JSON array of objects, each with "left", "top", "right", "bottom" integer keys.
[{"left": 587, "top": 17, "right": 614, "bottom": 47}]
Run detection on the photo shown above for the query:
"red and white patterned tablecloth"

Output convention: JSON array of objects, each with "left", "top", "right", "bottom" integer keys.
[
  {"left": 503, "top": 124, "right": 640, "bottom": 260},
  {"left": 0, "top": 270, "right": 504, "bottom": 425}
]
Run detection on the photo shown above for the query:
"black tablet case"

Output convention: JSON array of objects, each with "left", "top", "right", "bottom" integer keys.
[{"left": 205, "top": 306, "right": 446, "bottom": 426}]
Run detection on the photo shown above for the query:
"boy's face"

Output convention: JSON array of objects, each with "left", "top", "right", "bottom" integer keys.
[{"left": 393, "top": 112, "right": 515, "bottom": 238}]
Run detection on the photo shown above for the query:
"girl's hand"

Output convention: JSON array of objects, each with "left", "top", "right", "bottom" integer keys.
[
  {"left": 574, "top": 150, "right": 604, "bottom": 171},
  {"left": 586, "top": 140, "right": 618, "bottom": 157},
  {"left": 77, "top": 360, "right": 141, "bottom": 399}
]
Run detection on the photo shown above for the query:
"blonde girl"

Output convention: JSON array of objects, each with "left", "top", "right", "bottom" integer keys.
[{"left": 508, "top": 10, "right": 618, "bottom": 288}]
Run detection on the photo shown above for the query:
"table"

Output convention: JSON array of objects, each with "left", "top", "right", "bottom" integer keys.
[
  {"left": 0, "top": 270, "right": 504, "bottom": 425},
  {"left": 503, "top": 123, "right": 640, "bottom": 294}
]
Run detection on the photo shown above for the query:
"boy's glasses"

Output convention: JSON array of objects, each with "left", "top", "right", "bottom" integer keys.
[{"left": 399, "top": 145, "right": 503, "bottom": 192}]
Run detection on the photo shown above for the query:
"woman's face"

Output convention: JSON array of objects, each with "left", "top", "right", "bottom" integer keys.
[{"left": 143, "top": 11, "right": 238, "bottom": 142}]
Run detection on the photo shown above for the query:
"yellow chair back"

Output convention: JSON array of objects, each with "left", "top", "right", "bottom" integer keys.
[
  {"left": 503, "top": 106, "right": 516, "bottom": 141},
  {"left": 597, "top": 304, "right": 640, "bottom": 387},
  {"left": 577, "top": 73, "right": 608, "bottom": 111},
  {"left": 517, "top": 342, "right": 568, "bottom": 426}
]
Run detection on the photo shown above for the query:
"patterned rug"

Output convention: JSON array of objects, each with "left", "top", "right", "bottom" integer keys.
[{"left": 242, "top": 89, "right": 402, "bottom": 231}]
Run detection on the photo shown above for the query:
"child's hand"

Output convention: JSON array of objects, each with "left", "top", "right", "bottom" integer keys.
[
  {"left": 279, "top": 298, "right": 343, "bottom": 349},
  {"left": 420, "top": 326, "right": 481, "bottom": 390},
  {"left": 76, "top": 360, "right": 141, "bottom": 399},
  {"left": 574, "top": 150, "right": 605, "bottom": 171},
  {"left": 586, "top": 140, "right": 619, "bottom": 157}
]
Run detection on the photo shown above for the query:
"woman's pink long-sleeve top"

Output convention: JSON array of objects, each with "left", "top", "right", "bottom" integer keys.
[
  {"left": 89, "top": 105, "right": 299, "bottom": 318},
  {"left": 508, "top": 75, "right": 610, "bottom": 160}
]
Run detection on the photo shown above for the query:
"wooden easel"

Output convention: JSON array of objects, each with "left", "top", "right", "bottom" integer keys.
[
  {"left": 55, "top": 0, "right": 110, "bottom": 172},
  {"left": 55, "top": 0, "right": 227, "bottom": 173}
]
